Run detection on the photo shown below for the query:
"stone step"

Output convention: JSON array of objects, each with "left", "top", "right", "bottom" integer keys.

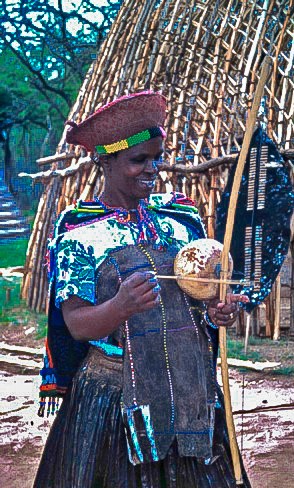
[
  {"left": 0, "top": 227, "right": 29, "bottom": 238},
  {"left": 0, "top": 179, "right": 30, "bottom": 239},
  {"left": 0, "top": 195, "right": 15, "bottom": 203},
  {"left": 0, "top": 219, "right": 27, "bottom": 228},
  {"left": 0, "top": 186, "right": 11, "bottom": 195},
  {"left": 0, "top": 211, "right": 21, "bottom": 220},
  {"left": 0, "top": 201, "right": 17, "bottom": 210}
]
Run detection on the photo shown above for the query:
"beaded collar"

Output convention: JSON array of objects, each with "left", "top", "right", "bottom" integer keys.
[{"left": 95, "top": 194, "right": 159, "bottom": 245}]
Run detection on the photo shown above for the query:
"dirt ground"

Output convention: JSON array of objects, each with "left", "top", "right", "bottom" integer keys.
[{"left": 0, "top": 322, "right": 294, "bottom": 488}]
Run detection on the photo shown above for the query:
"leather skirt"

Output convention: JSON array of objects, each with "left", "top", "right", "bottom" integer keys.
[{"left": 34, "top": 347, "right": 251, "bottom": 488}]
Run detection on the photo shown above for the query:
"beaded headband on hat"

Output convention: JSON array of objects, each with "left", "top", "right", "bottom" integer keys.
[
  {"left": 65, "top": 91, "right": 167, "bottom": 153},
  {"left": 96, "top": 126, "right": 167, "bottom": 155}
]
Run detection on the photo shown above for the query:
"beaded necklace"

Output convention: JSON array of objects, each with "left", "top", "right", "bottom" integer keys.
[
  {"left": 95, "top": 194, "right": 159, "bottom": 245},
  {"left": 137, "top": 243, "right": 175, "bottom": 430}
]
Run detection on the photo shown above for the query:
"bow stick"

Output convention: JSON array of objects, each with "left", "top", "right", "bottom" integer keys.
[{"left": 219, "top": 55, "right": 272, "bottom": 486}]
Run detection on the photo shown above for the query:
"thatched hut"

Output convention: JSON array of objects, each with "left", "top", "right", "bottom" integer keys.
[{"left": 20, "top": 0, "right": 293, "bottom": 336}]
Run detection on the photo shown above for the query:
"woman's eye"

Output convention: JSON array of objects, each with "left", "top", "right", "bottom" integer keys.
[{"left": 133, "top": 158, "right": 146, "bottom": 163}]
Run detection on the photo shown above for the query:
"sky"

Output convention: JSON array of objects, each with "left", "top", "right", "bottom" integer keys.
[
  {"left": 48, "top": 0, "right": 107, "bottom": 35},
  {"left": 3, "top": 0, "right": 109, "bottom": 41}
]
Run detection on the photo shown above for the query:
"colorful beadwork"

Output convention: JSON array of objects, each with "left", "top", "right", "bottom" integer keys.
[
  {"left": 95, "top": 126, "right": 166, "bottom": 154},
  {"left": 96, "top": 195, "right": 160, "bottom": 245}
]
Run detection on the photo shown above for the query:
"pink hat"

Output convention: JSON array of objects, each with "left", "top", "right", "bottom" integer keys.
[{"left": 65, "top": 91, "right": 167, "bottom": 153}]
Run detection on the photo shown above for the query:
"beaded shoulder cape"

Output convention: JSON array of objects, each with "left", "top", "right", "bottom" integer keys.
[{"left": 38, "top": 192, "right": 207, "bottom": 416}]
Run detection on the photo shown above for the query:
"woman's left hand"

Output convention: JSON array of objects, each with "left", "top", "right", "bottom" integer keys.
[{"left": 207, "top": 293, "right": 249, "bottom": 328}]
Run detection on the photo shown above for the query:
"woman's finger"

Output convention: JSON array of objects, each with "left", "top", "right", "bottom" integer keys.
[
  {"left": 214, "top": 311, "right": 237, "bottom": 322},
  {"left": 217, "top": 302, "right": 238, "bottom": 314},
  {"left": 125, "top": 271, "right": 156, "bottom": 288},
  {"left": 226, "top": 293, "right": 249, "bottom": 304},
  {"left": 141, "top": 285, "right": 161, "bottom": 304},
  {"left": 135, "top": 276, "right": 161, "bottom": 295}
]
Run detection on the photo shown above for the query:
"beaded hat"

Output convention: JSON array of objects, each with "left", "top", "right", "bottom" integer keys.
[{"left": 65, "top": 91, "right": 167, "bottom": 154}]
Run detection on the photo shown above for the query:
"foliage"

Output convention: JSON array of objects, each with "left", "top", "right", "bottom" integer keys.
[
  {"left": 0, "top": 49, "right": 53, "bottom": 132},
  {"left": 0, "top": 86, "right": 14, "bottom": 138}
]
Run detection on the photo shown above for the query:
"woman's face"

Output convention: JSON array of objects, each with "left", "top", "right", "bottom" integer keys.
[{"left": 102, "top": 136, "right": 164, "bottom": 208}]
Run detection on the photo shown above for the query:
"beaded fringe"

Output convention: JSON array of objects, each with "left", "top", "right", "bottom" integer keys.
[{"left": 38, "top": 396, "right": 60, "bottom": 418}]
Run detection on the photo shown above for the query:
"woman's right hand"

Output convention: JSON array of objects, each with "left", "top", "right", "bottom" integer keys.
[{"left": 114, "top": 271, "right": 161, "bottom": 317}]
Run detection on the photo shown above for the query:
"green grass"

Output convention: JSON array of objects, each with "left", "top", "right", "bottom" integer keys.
[
  {"left": 0, "top": 238, "right": 29, "bottom": 267},
  {"left": 245, "top": 337, "right": 265, "bottom": 346},
  {"left": 226, "top": 336, "right": 294, "bottom": 376},
  {"left": 34, "top": 313, "right": 48, "bottom": 339},
  {"left": 273, "top": 366, "right": 294, "bottom": 376},
  {"left": 22, "top": 209, "right": 36, "bottom": 220},
  {"left": 0, "top": 276, "right": 47, "bottom": 339},
  {"left": 0, "top": 209, "right": 35, "bottom": 268},
  {"left": 226, "top": 338, "right": 262, "bottom": 362}
]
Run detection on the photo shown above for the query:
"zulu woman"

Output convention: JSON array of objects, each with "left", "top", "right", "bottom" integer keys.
[{"left": 34, "top": 91, "right": 251, "bottom": 488}]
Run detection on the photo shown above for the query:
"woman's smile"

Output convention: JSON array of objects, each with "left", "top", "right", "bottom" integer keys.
[{"left": 136, "top": 177, "right": 156, "bottom": 190}]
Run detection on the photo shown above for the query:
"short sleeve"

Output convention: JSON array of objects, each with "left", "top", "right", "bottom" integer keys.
[{"left": 54, "top": 237, "right": 96, "bottom": 308}]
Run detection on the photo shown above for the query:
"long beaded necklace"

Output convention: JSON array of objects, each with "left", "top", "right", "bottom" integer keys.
[
  {"left": 95, "top": 193, "right": 159, "bottom": 244},
  {"left": 137, "top": 243, "right": 175, "bottom": 430}
]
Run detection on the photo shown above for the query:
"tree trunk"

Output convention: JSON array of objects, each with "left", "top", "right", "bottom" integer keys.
[{"left": 4, "top": 129, "right": 13, "bottom": 195}]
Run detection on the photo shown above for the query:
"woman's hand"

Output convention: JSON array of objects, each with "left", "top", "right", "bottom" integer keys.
[
  {"left": 114, "top": 271, "right": 161, "bottom": 316},
  {"left": 207, "top": 293, "right": 249, "bottom": 328}
]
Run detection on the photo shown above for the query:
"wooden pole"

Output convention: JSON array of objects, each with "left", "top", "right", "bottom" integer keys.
[
  {"left": 244, "top": 313, "right": 251, "bottom": 354},
  {"left": 5, "top": 287, "right": 11, "bottom": 304},
  {"left": 265, "top": 296, "right": 272, "bottom": 337},
  {"left": 251, "top": 307, "right": 258, "bottom": 337},
  {"left": 273, "top": 274, "right": 281, "bottom": 341},
  {"left": 219, "top": 55, "right": 272, "bottom": 486},
  {"left": 236, "top": 308, "right": 245, "bottom": 336}
]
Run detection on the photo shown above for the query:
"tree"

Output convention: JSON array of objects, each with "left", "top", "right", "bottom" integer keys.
[
  {"left": 0, "top": 0, "right": 122, "bottom": 199},
  {"left": 0, "top": 49, "right": 51, "bottom": 193},
  {"left": 0, "top": 0, "right": 122, "bottom": 108},
  {"left": 0, "top": 87, "right": 14, "bottom": 191}
]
